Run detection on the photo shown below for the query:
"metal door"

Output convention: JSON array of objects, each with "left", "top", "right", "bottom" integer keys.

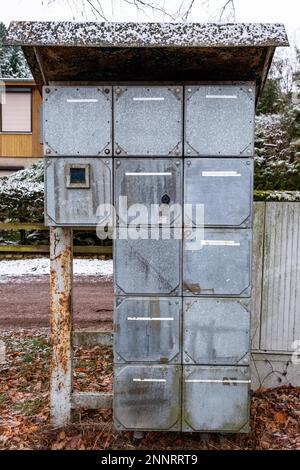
[
  {"left": 114, "top": 365, "right": 181, "bottom": 431},
  {"left": 183, "top": 228, "right": 252, "bottom": 296},
  {"left": 183, "top": 298, "right": 250, "bottom": 365},
  {"left": 182, "top": 366, "right": 250, "bottom": 432},
  {"left": 45, "top": 157, "right": 112, "bottom": 226},
  {"left": 184, "top": 84, "right": 255, "bottom": 156},
  {"left": 114, "top": 297, "right": 181, "bottom": 363},
  {"left": 115, "top": 158, "right": 182, "bottom": 226},
  {"left": 184, "top": 158, "right": 253, "bottom": 227},
  {"left": 113, "top": 86, "right": 183, "bottom": 156},
  {"left": 114, "top": 227, "right": 182, "bottom": 296},
  {"left": 43, "top": 86, "right": 112, "bottom": 156}
]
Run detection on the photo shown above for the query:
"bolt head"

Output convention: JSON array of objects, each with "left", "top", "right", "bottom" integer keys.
[
  {"left": 45, "top": 88, "right": 50, "bottom": 94},
  {"left": 248, "top": 88, "right": 253, "bottom": 93},
  {"left": 175, "top": 87, "right": 180, "bottom": 93},
  {"left": 104, "top": 88, "right": 110, "bottom": 94},
  {"left": 187, "top": 149, "right": 191, "bottom": 154},
  {"left": 105, "top": 148, "right": 110, "bottom": 155},
  {"left": 186, "top": 160, "right": 191, "bottom": 166},
  {"left": 115, "top": 88, "right": 121, "bottom": 94},
  {"left": 188, "top": 88, "right": 192, "bottom": 93},
  {"left": 116, "top": 148, "right": 121, "bottom": 155},
  {"left": 175, "top": 160, "right": 180, "bottom": 166},
  {"left": 116, "top": 160, "right": 121, "bottom": 166},
  {"left": 46, "top": 148, "right": 51, "bottom": 154}
]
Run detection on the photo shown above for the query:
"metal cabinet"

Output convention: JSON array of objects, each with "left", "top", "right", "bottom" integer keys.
[
  {"left": 114, "top": 228, "right": 182, "bottom": 296},
  {"left": 113, "top": 86, "right": 183, "bottom": 156},
  {"left": 43, "top": 86, "right": 112, "bottom": 156},
  {"left": 184, "top": 84, "right": 255, "bottom": 156},
  {"left": 184, "top": 158, "right": 253, "bottom": 227},
  {"left": 45, "top": 157, "right": 112, "bottom": 226},
  {"left": 114, "top": 365, "right": 181, "bottom": 431},
  {"left": 183, "top": 228, "right": 252, "bottom": 297},
  {"left": 114, "top": 297, "right": 181, "bottom": 364},
  {"left": 183, "top": 298, "right": 250, "bottom": 365},
  {"left": 182, "top": 366, "right": 250, "bottom": 432},
  {"left": 114, "top": 158, "right": 182, "bottom": 226}
]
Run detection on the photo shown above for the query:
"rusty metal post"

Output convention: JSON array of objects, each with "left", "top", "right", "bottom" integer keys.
[{"left": 50, "top": 227, "right": 73, "bottom": 427}]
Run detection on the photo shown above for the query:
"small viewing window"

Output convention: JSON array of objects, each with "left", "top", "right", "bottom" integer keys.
[
  {"left": 66, "top": 164, "right": 90, "bottom": 188},
  {"left": 1, "top": 87, "right": 32, "bottom": 133}
]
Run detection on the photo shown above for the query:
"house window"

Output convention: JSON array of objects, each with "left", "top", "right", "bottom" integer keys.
[{"left": 1, "top": 87, "right": 32, "bottom": 133}]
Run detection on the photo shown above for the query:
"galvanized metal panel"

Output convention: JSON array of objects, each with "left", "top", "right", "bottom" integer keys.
[
  {"left": 114, "top": 297, "right": 181, "bottom": 364},
  {"left": 45, "top": 157, "right": 112, "bottom": 226},
  {"left": 182, "top": 366, "right": 250, "bottom": 432},
  {"left": 114, "top": 227, "right": 182, "bottom": 296},
  {"left": 183, "top": 228, "right": 252, "bottom": 297},
  {"left": 113, "top": 86, "right": 183, "bottom": 156},
  {"left": 251, "top": 202, "right": 265, "bottom": 350},
  {"left": 184, "top": 158, "right": 253, "bottom": 227},
  {"left": 115, "top": 158, "right": 182, "bottom": 226},
  {"left": 114, "top": 365, "right": 181, "bottom": 431},
  {"left": 43, "top": 86, "right": 112, "bottom": 156},
  {"left": 184, "top": 84, "right": 255, "bottom": 156},
  {"left": 183, "top": 298, "right": 250, "bottom": 365},
  {"left": 260, "top": 203, "right": 300, "bottom": 352}
]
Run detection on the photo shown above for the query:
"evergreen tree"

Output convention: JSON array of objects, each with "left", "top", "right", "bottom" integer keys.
[{"left": 0, "top": 22, "right": 31, "bottom": 78}]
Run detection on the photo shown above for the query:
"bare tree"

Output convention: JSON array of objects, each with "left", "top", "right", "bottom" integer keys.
[{"left": 45, "top": 0, "right": 236, "bottom": 22}]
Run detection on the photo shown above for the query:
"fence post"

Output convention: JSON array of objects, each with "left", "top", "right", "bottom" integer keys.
[{"left": 50, "top": 227, "right": 73, "bottom": 427}]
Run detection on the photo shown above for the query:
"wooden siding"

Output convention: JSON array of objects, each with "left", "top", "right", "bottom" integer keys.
[{"left": 0, "top": 84, "right": 42, "bottom": 158}]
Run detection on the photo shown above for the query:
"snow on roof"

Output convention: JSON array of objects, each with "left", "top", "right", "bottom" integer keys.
[{"left": 5, "top": 21, "right": 289, "bottom": 48}]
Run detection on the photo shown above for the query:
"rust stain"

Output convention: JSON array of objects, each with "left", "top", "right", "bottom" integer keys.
[{"left": 182, "top": 281, "right": 215, "bottom": 294}]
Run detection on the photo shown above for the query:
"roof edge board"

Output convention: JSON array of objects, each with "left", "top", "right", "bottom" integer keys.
[{"left": 4, "top": 21, "right": 289, "bottom": 48}]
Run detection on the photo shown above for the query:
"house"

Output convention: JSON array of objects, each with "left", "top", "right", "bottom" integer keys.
[{"left": 0, "top": 78, "right": 42, "bottom": 176}]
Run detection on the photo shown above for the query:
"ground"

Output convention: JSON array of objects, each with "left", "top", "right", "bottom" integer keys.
[{"left": 0, "top": 263, "right": 299, "bottom": 450}]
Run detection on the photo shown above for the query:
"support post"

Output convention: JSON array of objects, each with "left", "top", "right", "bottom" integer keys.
[{"left": 50, "top": 227, "right": 73, "bottom": 427}]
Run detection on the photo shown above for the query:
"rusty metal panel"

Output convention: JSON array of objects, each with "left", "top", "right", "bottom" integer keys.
[
  {"left": 114, "top": 364, "right": 181, "bottom": 431},
  {"left": 184, "top": 84, "right": 255, "bottom": 156},
  {"left": 45, "top": 157, "right": 112, "bottom": 226},
  {"left": 184, "top": 158, "right": 253, "bottom": 227},
  {"left": 114, "top": 227, "right": 182, "bottom": 296},
  {"left": 260, "top": 203, "right": 300, "bottom": 352},
  {"left": 114, "top": 297, "right": 181, "bottom": 364},
  {"left": 182, "top": 366, "right": 250, "bottom": 432},
  {"left": 183, "top": 228, "right": 252, "bottom": 297},
  {"left": 183, "top": 298, "right": 250, "bottom": 365},
  {"left": 43, "top": 86, "right": 112, "bottom": 156},
  {"left": 114, "top": 158, "right": 182, "bottom": 226},
  {"left": 113, "top": 86, "right": 183, "bottom": 156}
]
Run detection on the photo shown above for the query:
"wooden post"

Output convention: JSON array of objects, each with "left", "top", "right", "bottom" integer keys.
[{"left": 50, "top": 227, "right": 73, "bottom": 427}]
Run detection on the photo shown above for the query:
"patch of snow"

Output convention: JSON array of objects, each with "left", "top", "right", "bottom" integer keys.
[{"left": 0, "top": 257, "right": 113, "bottom": 282}]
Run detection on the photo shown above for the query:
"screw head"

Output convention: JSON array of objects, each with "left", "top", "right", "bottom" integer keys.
[
  {"left": 246, "top": 160, "right": 251, "bottom": 165},
  {"left": 175, "top": 87, "right": 180, "bottom": 93},
  {"left": 115, "top": 88, "right": 121, "bottom": 94},
  {"left": 187, "top": 149, "right": 191, "bottom": 154},
  {"left": 104, "top": 88, "right": 110, "bottom": 94},
  {"left": 188, "top": 88, "right": 192, "bottom": 93},
  {"left": 116, "top": 160, "right": 121, "bottom": 166},
  {"left": 116, "top": 148, "right": 121, "bottom": 155},
  {"left": 45, "top": 88, "right": 50, "bottom": 94},
  {"left": 46, "top": 148, "right": 51, "bottom": 154},
  {"left": 186, "top": 160, "right": 191, "bottom": 166},
  {"left": 105, "top": 148, "right": 110, "bottom": 155},
  {"left": 175, "top": 160, "right": 180, "bottom": 166},
  {"left": 175, "top": 149, "right": 180, "bottom": 155},
  {"left": 248, "top": 88, "right": 253, "bottom": 93}
]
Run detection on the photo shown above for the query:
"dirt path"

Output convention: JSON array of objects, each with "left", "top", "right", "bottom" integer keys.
[{"left": 0, "top": 276, "right": 113, "bottom": 330}]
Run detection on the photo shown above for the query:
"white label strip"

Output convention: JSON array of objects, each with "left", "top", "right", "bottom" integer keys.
[
  {"left": 206, "top": 95, "right": 237, "bottom": 99},
  {"left": 127, "top": 317, "right": 174, "bottom": 321},
  {"left": 201, "top": 240, "right": 240, "bottom": 246},
  {"left": 67, "top": 99, "right": 98, "bottom": 103},
  {"left": 125, "top": 172, "right": 172, "bottom": 176},
  {"left": 133, "top": 378, "right": 166, "bottom": 383},
  {"left": 202, "top": 171, "right": 241, "bottom": 177},
  {"left": 133, "top": 97, "right": 164, "bottom": 101},
  {"left": 185, "top": 379, "right": 251, "bottom": 384}
]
